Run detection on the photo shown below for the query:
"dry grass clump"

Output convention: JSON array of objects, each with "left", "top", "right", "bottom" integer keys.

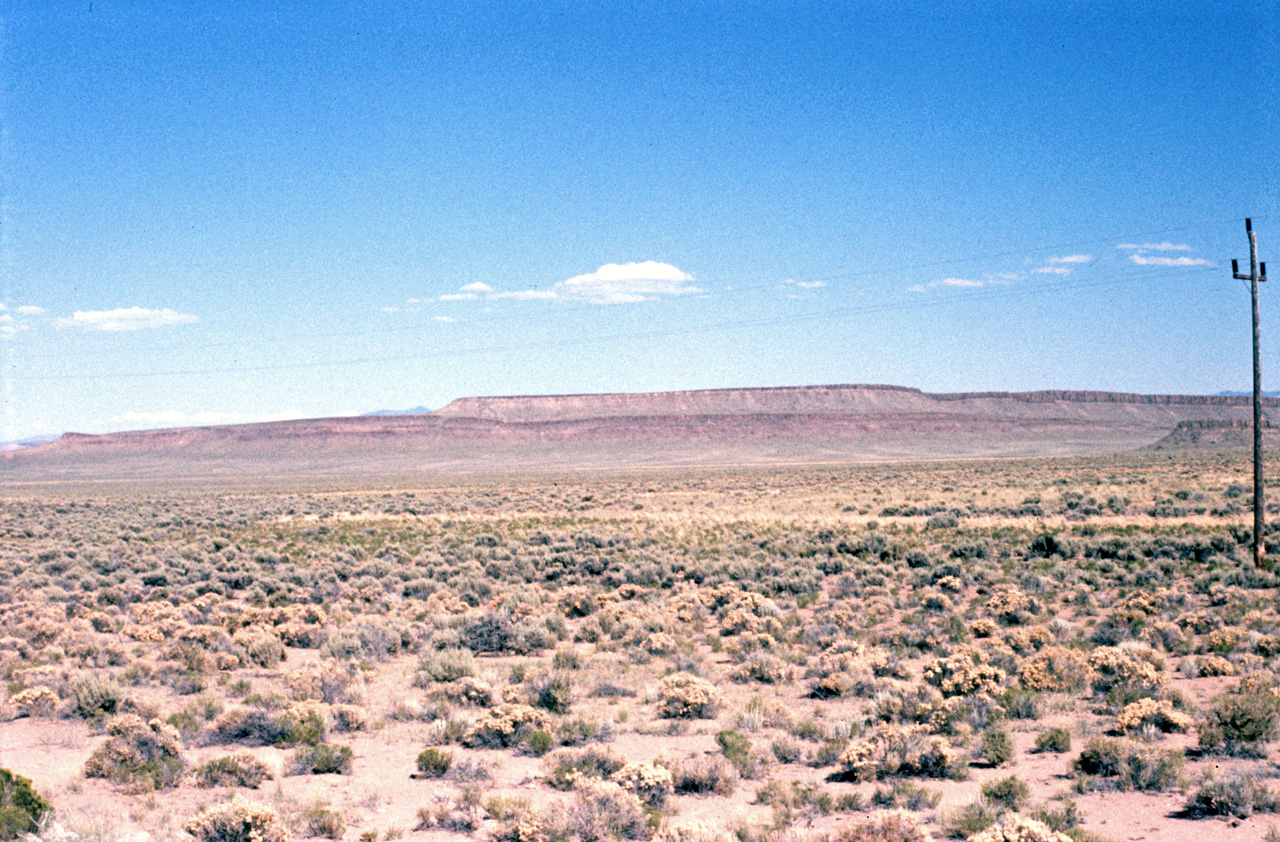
[
  {"left": 657, "top": 674, "right": 720, "bottom": 719},
  {"left": 923, "top": 647, "right": 1007, "bottom": 700},
  {"left": 1114, "top": 698, "right": 1193, "bottom": 734},
  {"left": 966, "top": 813, "right": 1072, "bottom": 842},
  {"left": 838, "top": 724, "right": 967, "bottom": 782},
  {"left": 464, "top": 703, "right": 551, "bottom": 748},
  {"left": 186, "top": 795, "right": 290, "bottom": 842},
  {"left": 832, "top": 810, "right": 930, "bottom": 842},
  {"left": 1017, "top": 647, "right": 1091, "bottom": 693},
  {"left": 7, "top": 686, "right": 57, "bottom": 718}
]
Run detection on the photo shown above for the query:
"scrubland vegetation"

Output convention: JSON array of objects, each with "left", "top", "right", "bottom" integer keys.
[{"left": 4, "top": 451, "right": 1280, "bottom": 841}]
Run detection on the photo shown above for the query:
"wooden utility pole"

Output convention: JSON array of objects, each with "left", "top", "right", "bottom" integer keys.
[{"left": 1234, "top": 218, "right": 1269, "bottom": 567}]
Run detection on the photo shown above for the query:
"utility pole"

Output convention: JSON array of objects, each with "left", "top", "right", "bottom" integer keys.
[{"left": 1233, "top": 218, "right": 1269, "bottom": 567}]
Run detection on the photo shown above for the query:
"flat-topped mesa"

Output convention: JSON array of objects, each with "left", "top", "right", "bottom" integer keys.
[{"left": 432, "top": 383, "right": 1273, "bottom": 425}]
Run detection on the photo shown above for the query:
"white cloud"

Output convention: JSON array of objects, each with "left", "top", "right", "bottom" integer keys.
[
  {"left": 489, "top": 289, "right": 558, "bottom": 300},
  {"left": 939, "top": 277, "right": 983, "bottom": 288},
  {"left": 554, "top": 261, "right": 700, "bottom": 304},
  {"left": 14, "top": 305, "right": 46, "bottom": 316},
  {"left": 989, "top": 273, "right": 1024, "bottom": 282},
  {"left": 1034, "top": 267, "right": 1072, "bottom": 275},
  {"left": 786, "top": 279, "right": 826, "bottom": 289},
  {"left": 1048, "top": 254, "right": 1092, "bottom": 264},
  {"left": 110, "top": 409, "right": 306, "bottom": 430},
  {"left": 459, "top": 282, "right": 493, "bottom": 294},
  {"left": 1129, "top": 254, "right": 1213, "bottom": 267},
  {"left": 438, "top": 293, "right": 478, "bottom": 301},
  {"left": 57, "top": 307, "right": 199, "bottom": 332},
  {"left": 1117, "top": 242, "right": 1192, "bottom": 251},
  {"left": 380, "top": 306, "right": 400, "bottom": 313},
  {"left": 433, "top": 315, "right": 455, "bottom": 323},
  {"left": 905, "top": 284, "right": 926, "bottom": 293}
]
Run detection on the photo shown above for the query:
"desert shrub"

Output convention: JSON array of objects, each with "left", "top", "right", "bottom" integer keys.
[
  {"left": 668, "top": 754, "right": 737, "bottom": 796},
  {"left": 1073, "top": 738, "right": 1123, "bottom": 777},
  {"left": 657, "top": 673, "right": 720, "bottom": 719},
  {"left": 417, "top": 648, "right": 475, "bottom": 684},
  {"left": 210, "top": 705, "right": 326, "bottom": 747},
  {"left": 530, "top": 672, "right": 574, "bottom": 714},
  {"left": 715, "top": 730, "right": 760, "bottom": 778},
  {"left": 547, "top": 747, "right": 628, "bottom": 790},
  {"left": 460, "top": 611, "right": 547, "bottom": 655},
  {"left": 967, "top": 814, "right": 1073, "bottom": 842},
  {"left": 522, "top": 729, "right": 555, "bottom": 756},
  {"left": 1033, "top": 728, "right": 1071, "bottom": 754},
  {"left": 416, "top": 787, "right": 483, "bottom": 833},
  {"left": 1019, "top": 647, "right": 1092, "bottom": 693},
  {"left": 982, "top": 776, "right": 1030, "bottom": 812},
  {"left": 0, "top": 768, "right": 52, "bottom": 842},
  {"left": 70, "top": 673, "right": 124, "bottom": 720},
  {"left": 1073, "top": 738, "right": 1185, "bottom": 792},
  {"left": 239, "top": 633, "right": 286, "bottom": 668},
  {"left": 1183, "top": 772, "right": 1280, "bottom": 819},
  {"left": 185, "top": 796, "right": 290, "bottom": 842},
  {"left": 832, "top": 810, "right": 930, "bottom": 842},
  {"left": 923, "top": 647, "right": 1007, "bottom": 698},
  {"left": 570, "top": 779, "right": 649, "bottom": 842},
  {"left": 415, "top": 748, "right": 453, "bottom": 778},
  {"left": 464, "top": 704, "right": 550, "bottom": 748},
  {"left": 287, "top": 743, "right": 353, "bottom": 776},
  {"left": 194, "top": 751, "right": 273, "bottom": 788},
  {"left": 770, "top": 736, "right": 802, "bottom": 764},
  {"left": 610, "top": 762, "right": 674, "bottom": 809},
  {"left": 592, "top": 682, "right": 637, "bottom": 699},
  {"left": 1198, "top": 679, "right": 1280, "bottom": 756},
  {"left": 84, "top": 714, "right": 185, "bottom": 790},
  {"left": 981, "top": 727, "right": 1016, "bottom": 767},
  {"left": 304, "top": 807, "right": 344, "bottom": 840}
]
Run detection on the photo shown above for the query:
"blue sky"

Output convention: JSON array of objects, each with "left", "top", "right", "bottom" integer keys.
[{"left": 2, "top": 1, "right": 1277, "bottom": 440}]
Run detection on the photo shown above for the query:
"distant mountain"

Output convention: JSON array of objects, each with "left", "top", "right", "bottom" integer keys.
[
  {"left": 361, "top": 406, "right": 432, "bottom": 416},
  {"left": 1218, "top": 390, "right": 1280, "bottom": 397},
  {"left": 7, "top": 384, "right": 1276, "bottom": 485},
  {"left": 0, "top": 434, "right": 60, "bottom": 453}
]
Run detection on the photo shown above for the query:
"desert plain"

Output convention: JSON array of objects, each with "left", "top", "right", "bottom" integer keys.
[{"left": 3, "top": 438, "right": 1280, "bottom": 842}]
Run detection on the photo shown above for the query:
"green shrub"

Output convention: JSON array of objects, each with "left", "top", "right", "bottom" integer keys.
[
  {"left": 981, "top": 775, "right": 1030, "bottom": 812},
  {"left": 943, "top": 799, "right": 1002, "bottom": 839},
  {"left": 1033, "top": 727, "right": 1072, "bottom": 754},
  {"left": 416, "top": 748, "right": 453, "bottom": 778},
  {"left": 194, "top": 752, "right": 273, "bottom": 788},
  {"left": 870, "top": 780, "right": 941, "bottom": 810},
  {"left": 530, "top": 672, "right": 574, "bottom": 714},
  {"left": 521, "top": 729, "right": 555, "bottom": 756},
  {"left": 287, "top": 744, "right": 353, "bottom": 776},
  {"left": 305, "top": 807, "right": 345, "bottom": 840},
  {"left": 1074, "top": 738, "right": 1185, "bottom": 792},
  {"left": 716, "top": 730, "right": 760, "bottom": 778},
  {"left": 1199, "top": 682, "right": 1280, "bottom": 756},
  {"left": 981, "top": 726, "right": 1016, "bottom": 767},
  {"left": 546, "top": 747, "right": 626, "bottom": 790},
  {"left": 1074, "top": 738, "right": 1123, "bottom": 777},
  {"left": 0, "top": 768, "right": 52, "bottom": 841}
]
